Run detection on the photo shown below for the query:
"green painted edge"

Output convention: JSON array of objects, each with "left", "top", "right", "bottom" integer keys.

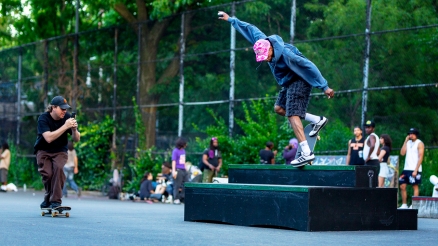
[
  {"left": 185, "top": 183, "right": 309, "bottom": 192},
  {"left": 228, "top": 164, "right": 356, "bottom": 171}
]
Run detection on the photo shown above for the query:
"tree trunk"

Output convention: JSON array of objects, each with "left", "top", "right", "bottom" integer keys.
[{"left": 115, "top": 1, "right": 194, "bottom": 148}]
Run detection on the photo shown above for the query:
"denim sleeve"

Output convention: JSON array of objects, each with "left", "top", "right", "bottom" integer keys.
[
  {"left": 227, "top": 17, "right": 267, "bottom": 44},
  {"left": 282, "top": 48, "right": 329, "bottom": 91}
]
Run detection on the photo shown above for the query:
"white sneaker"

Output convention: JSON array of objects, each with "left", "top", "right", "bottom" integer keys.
[
  {"left": 309, "top": 117, "right": 328, "bottom": 137},
  {"left": 165, "top": 195, "right": 173, "bottom": 204},
  {"left": 173, "top": 199, "right": 181, "bottom": 205},
  {"left": 399, "top": 204, "right": 408, "bottom": 209},
  {"left": 291, "top": 152, "right": 315, "bottom": 167},
  {"left": 409, "top": 205, "right": 412, "bottom": 209}
]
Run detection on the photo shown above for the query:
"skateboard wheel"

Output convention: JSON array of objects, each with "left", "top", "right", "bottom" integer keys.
[
  {"left": 51, "top": 212, "right": 56, "bottom": 217},
  {"left": 65, "top": 212, "right": 70, "bottom": 218},
  {"left": 41, "top": 211, "right": 45, "bottom": 216}
]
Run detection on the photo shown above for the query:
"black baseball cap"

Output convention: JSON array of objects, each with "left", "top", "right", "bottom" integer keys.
[
  {"left": 51, "top": 96, "right": 71, "bottom": 109},
  {"left": 407, "top": 128, "right": 420, "bottom": 136},
  {"left": 364, "top": 120, "right": 375, "bottom": 127}
]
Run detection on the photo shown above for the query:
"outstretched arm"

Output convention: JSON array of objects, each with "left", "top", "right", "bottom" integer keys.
[
  {"left": 282, "top": 48, "right": 332, "bottom": 94},
  {"left": 218, "top": 11, "right": 267, "bottom": 44}
]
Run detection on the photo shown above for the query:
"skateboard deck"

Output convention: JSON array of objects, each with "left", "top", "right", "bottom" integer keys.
[
  {"left": 41, "top": 206, "right": 71, "bottom": 218},
  {"left": 294, "top": 124, "right": 320, "bottom": 165}
]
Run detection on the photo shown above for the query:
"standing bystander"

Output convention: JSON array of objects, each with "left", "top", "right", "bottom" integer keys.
[
  {"left": 346, "top": 126, "right": 365, "bottom": 165},
  {"left": 399, "top": 128, "right": 424, "bottom": 208},
  {"left": 377, "top": 134, "right": 392, "bottom": 188},
  {"left": 283, "top": 138, "right": 298, "bottom": 164},
  {"left": 62, "top": 141, "right": 81, "bottom": 197},
  {"left": 363, "top": 120, "right": 380, "bottom": 167},
  {"left": 34, "top": 96, "right": 80, "bottom": 209},
  {"left": 202, "top": 137, "right": 222, "bottom": 183},
  {"left": 259, "top": 142, "right": 277, "bottom": 164},
  {"left": 0, "top": 142, "right": 11, "bottom": 192},
  {"left": 172, "top": 138, "right": 190, "bottom": 205}
]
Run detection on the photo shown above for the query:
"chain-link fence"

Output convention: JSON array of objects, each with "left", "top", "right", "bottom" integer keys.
[{"left": 1, "top": 0, "right": 437, "bottom": 160}]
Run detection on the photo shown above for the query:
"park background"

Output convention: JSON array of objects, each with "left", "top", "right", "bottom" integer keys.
[{"left": 0, "top": 0, "right": 437, "bottom": 202}]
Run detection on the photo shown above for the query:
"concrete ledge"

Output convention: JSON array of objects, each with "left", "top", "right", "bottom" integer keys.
[
  {"left": 412, "top": 196, "right": 438, "bottom": 219},
  {"left": 184, "top": 184, "right": 406, "bottom": 231},
  {"left": 228, "top": 164, "right": 378, "bottom": 187}
]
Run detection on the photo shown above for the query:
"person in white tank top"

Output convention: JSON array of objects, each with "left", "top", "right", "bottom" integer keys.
[
  {"left": 363, "top": 120, "right": 380, "bottom": 166},
  {"left": 399, "top": 128, "right": 424, "bottom": 209}
]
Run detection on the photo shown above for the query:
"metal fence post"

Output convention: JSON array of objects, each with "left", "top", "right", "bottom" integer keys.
[
  {"left": 229, "top": 3, "right": 236, "bottom": 138},
  {"left": 178, "top": 13, "right": 186, "bottom": 137},
  {"left": 72, "top": 0, "right": 80, "bottom": 110},
  {"left": 361, "top": 0, "right": 372, "bottom": 128},
  {"left": 16, "top": 48, "right": 22, "bottom": 145},
  {"left": 290, "top": 0, "right": 296, "bottom": 44},
  {"left": 44, "top": 40, "right": 49, "bottom": 106},
  {"left": 113, "top": 27, "right": 118, "bottom": 151},
  {"left": 135, "top": 23, "right": 142, "bottom": 151}
]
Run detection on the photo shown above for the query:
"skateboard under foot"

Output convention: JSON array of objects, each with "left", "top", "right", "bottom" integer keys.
[{"left": 41, "top": 206, "right": 71, "bottom": 218}]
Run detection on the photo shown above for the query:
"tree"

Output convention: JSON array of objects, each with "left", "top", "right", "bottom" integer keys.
[{"left": 110, "top": 0, "right": 237, "bottom": 148}]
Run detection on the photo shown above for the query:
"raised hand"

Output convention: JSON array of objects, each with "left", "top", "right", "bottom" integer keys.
[
  {"left": 324, "top": 88, "right": 335, "bottom": 99},
  {"left": 218, "top": 11, "right": 229, "bottom": 21}
]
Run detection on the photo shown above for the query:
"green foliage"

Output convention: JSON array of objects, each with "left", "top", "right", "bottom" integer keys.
[
  {"left": 124, "top": 97, "right": 165, "bottom": 192},
  {"left": 6, "top": 138, "right": 42, "bottom": 189},
  {"left": 316, "top": 119, "right": 352, "bottom": 153},
  {"left": 194, "top": 98, "right": 298, "bottom": 175},
  {"left": 75, "top": 115, "right": 115, "bottom": 190}
]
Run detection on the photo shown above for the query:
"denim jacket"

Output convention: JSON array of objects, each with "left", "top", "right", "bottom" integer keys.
[{"left": 228, "top": 17, "right": 329, "bottom": 91}]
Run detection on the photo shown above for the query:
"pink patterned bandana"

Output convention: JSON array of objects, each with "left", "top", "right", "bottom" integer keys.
[{"left": 253, "top": 39, "right": 271, "bottom": 62}]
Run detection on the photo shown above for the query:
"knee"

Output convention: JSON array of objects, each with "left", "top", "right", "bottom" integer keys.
[
  {"left": 400, "top": 184, "right": 406, "bottom": 191},
  {"left": 274, "top": 105, "right": 285, "bottom": 116}
]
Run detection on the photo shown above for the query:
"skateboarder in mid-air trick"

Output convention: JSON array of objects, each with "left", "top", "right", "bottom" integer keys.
[{"left": 218, "top": 12, "right": 335, "bottom": 166}]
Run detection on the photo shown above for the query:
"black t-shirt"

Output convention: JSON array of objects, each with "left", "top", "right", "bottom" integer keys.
[
  {"left": 349, "top": 137, "right": 365, "bottom": 165},
  {"left": 203, "top": 149, "right": 222, "bottom": 170},
  {"left": 34, "top": 111, "right": 72, "bottom": 154},
  {"left": 381, "top": 146, "right": 391, "bottom": 163},
  {"left": 259, "top": 149, "right": 274, "bottom": 164}
]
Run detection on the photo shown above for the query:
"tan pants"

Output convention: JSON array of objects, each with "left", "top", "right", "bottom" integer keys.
[{"left": 36, "top": 150, "right": 68, "bottom": 204}]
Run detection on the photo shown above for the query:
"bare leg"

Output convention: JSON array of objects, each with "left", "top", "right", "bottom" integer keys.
[
  {"left": 400, "top": 183, "right": 407, "bottom": 204},
  {"left": 378, "top": 176, "right": 384, "bottom": 188},
  {"left": 413, "top": 184, "right": 419, "bottom": 197},
  {"left": 288, "top": 116, "right": 306, "bottom": 142},
  {"left": 274, "top": 105, "right": 286, "bottom": 116}
]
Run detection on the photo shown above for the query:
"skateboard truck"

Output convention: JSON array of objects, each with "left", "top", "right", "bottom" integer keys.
[{"left": 368, "top": 170, "right": 374, "bottom": 188}]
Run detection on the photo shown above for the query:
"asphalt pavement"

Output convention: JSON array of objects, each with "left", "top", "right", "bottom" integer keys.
[{"left": 0, "top": 189, "right": 437, "bottom": 246}]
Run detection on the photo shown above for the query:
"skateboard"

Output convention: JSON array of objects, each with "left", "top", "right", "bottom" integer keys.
[
  {"left": 294, "top": 124, "right": 320, "bottom": 166},
  {"left": 41, "top": 206, "right": 71, "bottom": 218}
]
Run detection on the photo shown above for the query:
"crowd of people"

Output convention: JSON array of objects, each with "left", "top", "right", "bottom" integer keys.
[
  {"left": 130, "top": 136, "right": 222, "bottom": 205},
  {"left": 343, "top": 121, "right": 425, "bottom": 209},
  {"left": 0, "top": 95, "right": 431, "bottom": 210}
]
